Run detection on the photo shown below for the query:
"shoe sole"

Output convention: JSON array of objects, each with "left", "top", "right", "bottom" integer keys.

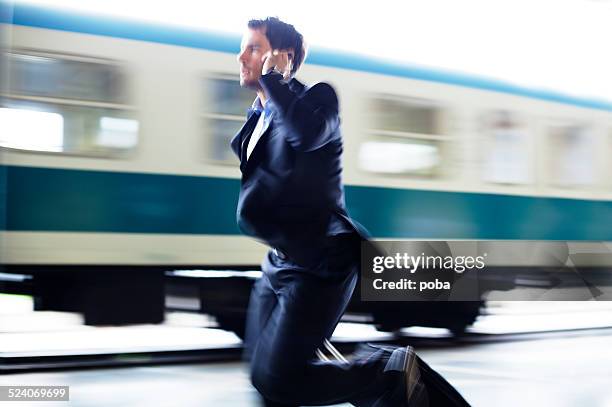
[{"left": 403, "top": 346, "right": 423, "bottom": 405}]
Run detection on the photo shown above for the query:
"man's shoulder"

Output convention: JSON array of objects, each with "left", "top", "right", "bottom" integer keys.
[{"left": 300, "top": 81, "right": 339, "bottom": 109}]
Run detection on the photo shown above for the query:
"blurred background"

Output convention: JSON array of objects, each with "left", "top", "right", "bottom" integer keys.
[{"left": 1, "top": 0, "right": 612, "bottom": 406}]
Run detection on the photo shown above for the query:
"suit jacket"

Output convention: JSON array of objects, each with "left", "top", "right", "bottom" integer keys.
[{"left": 230, "top": 71, "right": 369, "bottom": 267}]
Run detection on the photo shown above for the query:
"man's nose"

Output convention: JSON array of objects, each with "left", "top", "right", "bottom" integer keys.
[{"left": 237, "top": 50, "right": 245, "bottom": 64}]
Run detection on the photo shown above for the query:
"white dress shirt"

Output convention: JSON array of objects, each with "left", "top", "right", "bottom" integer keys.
[{"left": 246, "top": 109, "right": 266, "bottom": 160}]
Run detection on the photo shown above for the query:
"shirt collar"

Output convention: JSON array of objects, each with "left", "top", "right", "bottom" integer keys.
[
  {"left": 249, "top": 96, "right": 272, "bottom": 116},
  {"left": 251, "top": 97, "right": 264, "bottom": 112},
  {"left": 246, "top": 78, "right": 304, "bottom": 117}
]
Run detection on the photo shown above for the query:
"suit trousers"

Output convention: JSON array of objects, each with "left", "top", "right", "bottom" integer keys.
[{"left": 244, "top": 234, "right": 414, "bottom": 406}]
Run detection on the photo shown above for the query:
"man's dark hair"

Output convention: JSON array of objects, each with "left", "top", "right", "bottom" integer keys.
[{"left": 248, "top": 17, "right": 306, "bottom": 77}]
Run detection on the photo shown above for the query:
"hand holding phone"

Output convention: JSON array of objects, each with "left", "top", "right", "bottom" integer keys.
[{"left": 262, "top": 49, "right": 293, "bottom": 80}]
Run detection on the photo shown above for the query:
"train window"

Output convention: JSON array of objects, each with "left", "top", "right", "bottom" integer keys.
[
  {"left": 359, "top": 140, "right": 440, "bottom": 174},
  {"left": 203, "top": 76, "right": 253, "bottom": 163},
  {"left": 370, "top": 96, "right": 439, "bottom": 134},
  {"left": 0, "top": 51, "right": 137, "bottom": 155},
  {"left": 209, "top": 78, "right": 254, "bottom": 116},
  {"left": 0, "top": 108, "right": 63, "bottom": 151},
  {"left": 481, "top": 111, "right": 532, "bottom": 185},
  {"left": 7, "top": 53, "right": 127, "bottom": 103},
  {"left": 547, "top": 124, "right": 595, "bottom": 188},
  {"left": 361, "top": 95, "right": 446, "bottom": 176}
]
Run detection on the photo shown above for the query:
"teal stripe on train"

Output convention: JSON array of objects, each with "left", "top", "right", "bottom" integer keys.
[
  {"left": 0, "top": 165, "right": 7, "bottom": 232},
  {"left": 4, "top": 165, "right": 612, "bottom": 240},
  {"left": 4, "top": 166, "right": 242, "bottom": 235}
]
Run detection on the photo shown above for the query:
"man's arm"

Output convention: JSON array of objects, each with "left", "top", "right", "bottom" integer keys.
[{"left": 259, "top": 71, "right": 340, "bottom": 152}]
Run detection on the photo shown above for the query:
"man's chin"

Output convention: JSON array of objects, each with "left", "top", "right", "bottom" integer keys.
[{"left": 240, "top": 77, "right": 260, "bottom": 90}]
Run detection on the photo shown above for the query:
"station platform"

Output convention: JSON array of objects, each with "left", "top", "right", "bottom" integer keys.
[
  {"left": 3, "top": 294, "right": 612, "bottom": 374},
  {"left": 2, "top": 321, "right": 612, "bottom": 406}
]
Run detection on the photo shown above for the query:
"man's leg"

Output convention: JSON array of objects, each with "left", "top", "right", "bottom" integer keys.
[
  {"left": 247, "top": 248, "right": 414, "bottom": 406},
  {"left": 244, "top": 264, "right": 298, "bottom": 407},
  {"left": 244, "top": 270, "right": 281, "bottom": 363}
]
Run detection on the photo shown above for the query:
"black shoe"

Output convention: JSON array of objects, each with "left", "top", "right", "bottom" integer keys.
[{"left": 416, "top": 355, "right": 471, "bottom": 406}]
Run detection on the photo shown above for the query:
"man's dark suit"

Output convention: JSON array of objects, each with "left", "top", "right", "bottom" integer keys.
[
  {"left": 231, "top": 72, "right": 470, "bottom": 407},
  {"left": 231, "top": 71, "right": 367, "bottom": 268}
]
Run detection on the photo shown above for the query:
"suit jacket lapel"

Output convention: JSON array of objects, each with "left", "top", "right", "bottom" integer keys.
[
  {"left": 244, "top": 109, "right": 275, "bottom": 173},
  {"left": 230, "top": 110, "right": 260, "bottom": 172}
]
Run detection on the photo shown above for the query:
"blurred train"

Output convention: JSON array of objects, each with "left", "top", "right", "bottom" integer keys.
[{"left": 1, "top": 4, "right": 611, "bottom": 334}]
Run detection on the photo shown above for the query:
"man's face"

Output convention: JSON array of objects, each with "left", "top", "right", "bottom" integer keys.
[{"left": 237, "top": 28, "right": 271, "bottom": 89}]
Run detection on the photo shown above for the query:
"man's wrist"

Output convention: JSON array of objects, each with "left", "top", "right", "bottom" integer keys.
[
  {"left": 264, "top": 66, "right": 283, "bottom": 76},
  {"left": 260, "top": 69, "right": 285, "bottom": 89}
]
